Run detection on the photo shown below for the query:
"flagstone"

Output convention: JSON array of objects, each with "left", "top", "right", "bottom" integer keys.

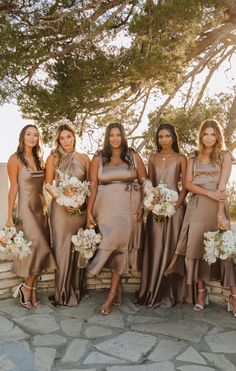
[
  {"left": 13, "top": 314, "right": 59, "bottom": 334},
  {"left": 95, "top": 331, "right": 156, "bottom": 362},
  {"left": 0, "top": 314, "right": 13, "bottom": 333},
  {"left": 147, "top": 339, "right": 186, "bottom": 362},
  {"left": 205, "top": 331, "right": 236, "bottom": 353},
  {"left": 126, "top": 315, "right": 165, "bottom": 324},
  {"left": 88, "top": 311, "right": 125, "bottom": 328},
  {"left": 177, "top": 366, "right": 216, "bottom": 371},
  {"left": 34, "top": 347, "right": 56, "bottom": 371},
  {"left": 61, "top": 339, "right": 90, "bottom": 363},
  {"left": 0, "top": 342, "right": 34, "bottom": 371},
  {"left": 201, "top": 352, "right": 236, "bottom": 371},
  {"left": 33, "top": 334, "right": 67, "bottom": 347},
  {"left": 107, "top": 361, "right": 175, "bottom": 371},
  {"left": 84, "top": 325, "right": 113, "bottom": 339},
  {"left": 60, "top": 318, "right": 83, "bottom": 337},
  {"left": 176, "top": 346, "right": 206, "bottom": 364},
  {"left": 0, "top": 299, "right": 30, "bottom": 317},
  {"left": 131, "top": 320, "right": 208, "bottom": 343},
  {"left": 83, "top": 351, "right": 126, "bottom": 365},
  {"left": 0, "top": 325, "right": 29, "bottom": 344}
]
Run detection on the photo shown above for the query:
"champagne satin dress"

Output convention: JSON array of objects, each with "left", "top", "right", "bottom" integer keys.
[
  {"left": 87, "top": 152, "right": 144, "bottom": 276},
  {"left": 12, "top": 166, "right": 56, "bottom": 277},
  {"left": 136, "top": 153, "right": 188, "bottom": 308},
  {"left": 168, "top": 151, "right": 236, "bottom": 288},
  {"left": 50, "top": 152, "right": 87, "bottom": 306}
]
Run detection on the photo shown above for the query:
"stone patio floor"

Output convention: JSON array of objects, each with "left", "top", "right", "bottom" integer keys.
[{"left": 0, "top": 290, "right": 236, "bottom": 371}]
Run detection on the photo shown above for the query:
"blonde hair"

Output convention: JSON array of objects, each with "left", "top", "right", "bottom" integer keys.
[{"left": 198, "top": 119, "right": 225, "bottom": 164}]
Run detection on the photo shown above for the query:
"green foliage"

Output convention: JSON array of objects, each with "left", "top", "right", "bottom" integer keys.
[
  {"left": 143, "top": 95, "right": 234, "bottom": 157},
  {"left": 0, "top": 0, "right": 234, "bottom": 143}
]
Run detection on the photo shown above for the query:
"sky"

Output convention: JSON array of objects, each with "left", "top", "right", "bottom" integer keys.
[{"left": 0, "top": 55, "right": 236, "bottom": 181}]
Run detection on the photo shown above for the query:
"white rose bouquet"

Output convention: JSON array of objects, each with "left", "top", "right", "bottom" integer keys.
[
  {"left": 71, "top": 227, "right": 102, "bottom": 268},
  {"left": 0, "top": 226, "right": 32, "bottom": 260},
  {"left": 203, "top": 229, "right": 236, "bottom": 264},
  {"left": 143, "top": 179, "right": 178, "bottom": 222},
  {"left": 46, "top": 169, "right": 90, "bottom": 215}
]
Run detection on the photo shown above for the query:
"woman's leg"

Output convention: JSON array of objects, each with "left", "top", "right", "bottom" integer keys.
[
  {"left": 193, "top": 279, "right": 208, "bottom": 311},
  {"left": 100, "top": 272, "right": 121, "bottom": 315}
]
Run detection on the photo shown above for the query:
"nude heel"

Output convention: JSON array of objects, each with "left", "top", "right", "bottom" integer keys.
[{"left": 193, "top": 289, "right": 209, "bottom": 312}]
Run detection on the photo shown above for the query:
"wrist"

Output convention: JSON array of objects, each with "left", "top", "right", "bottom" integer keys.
[{"left": 207, "top": 190, "right": 211, "bottom": 198}]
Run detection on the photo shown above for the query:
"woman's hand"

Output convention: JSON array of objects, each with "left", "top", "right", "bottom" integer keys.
[
  {"left": 63, "top": 205, "right": 80, "bottom": 213},
  {"left": 208, "top": 190, "right": 226, "bottom": 202},
  {"left": 87, "top": 213, "right": 96, "bottom": 228},
  {"left": 217, "top": 214, "right": 230, "bottom": 230},
  {"left": 135, "top": 205, "right": 144, "bottom": 222}
]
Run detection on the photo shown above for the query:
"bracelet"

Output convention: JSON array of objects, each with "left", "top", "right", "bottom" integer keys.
[
  {"left": 207, "top": 191, "right": 211, "bottom": 198},
  {"left": 218, "top": 215, "right": 224, "bottom": 218}
]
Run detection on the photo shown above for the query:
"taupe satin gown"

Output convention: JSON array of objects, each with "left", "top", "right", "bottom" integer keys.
[
  {"left": 87, "top": 153, "right": 144, "bottom": 276},
  {"left": 12, "top": 166, "right": 56, "bottom": 277},
  {"left": 168, "top": 152, "right": 236, "bottom": 288},
  {"left": 137, "top": 153, "right": 188, "bottom": 308},
  {"left": 50, "top": 153, "right": 87, "bottom": 307}
]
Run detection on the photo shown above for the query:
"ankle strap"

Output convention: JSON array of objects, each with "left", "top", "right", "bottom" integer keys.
[
  {"left": 23, "top": 283, "right": 35, "bottom": 290},
  {"left": 198, "top": 289, "right": 206, "bottom": 292}
]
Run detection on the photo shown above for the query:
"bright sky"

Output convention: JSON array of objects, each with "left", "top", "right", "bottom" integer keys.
[{"left": 0, "top": 55, "right": 236, "bottom": 180}]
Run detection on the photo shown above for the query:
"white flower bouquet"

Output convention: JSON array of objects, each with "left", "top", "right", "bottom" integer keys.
[
  {"left": 143, "top": 179, "right": 178, "bottom": 222},
  {"left": 0, "top": 226, "right": 32, "bottom": 259},
  {"left": 71, "top": 227, "right": 102, "bottom": 268},
  {"left": 203, "top": 229, "right": 236, "bottom": 264},
  {"left": 46, "top": 169, "right": 90, "bottom": 215}
]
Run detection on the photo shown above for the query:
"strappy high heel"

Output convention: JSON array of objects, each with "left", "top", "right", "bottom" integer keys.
[
  {"left": 113, "top": 284, "right": 123, "bottom": 307},
  {"left": 100, "top": 291, "right": 116, "bottom": 315},
  {"left": 31, "top": 286, "right": 42, "bottom": 308},
  {"left": 193, "top": 289, "right": 209, "bottom": 312},
  {"left": 227, "top": 294, "right": 236, "bottom": 317},
  {"left": 13, "top": 283, "right": 32, "bottom": 309}
]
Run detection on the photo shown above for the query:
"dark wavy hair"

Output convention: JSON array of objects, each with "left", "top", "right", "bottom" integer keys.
[
  {"left": 16, "top": 124, "right": 44, "bottom": 170},
  {"left": 156, "top": 123, "right": 180, "bottom": 153},
  {"left": 102, "top": 123, "right": 133, "bottom": 168}
]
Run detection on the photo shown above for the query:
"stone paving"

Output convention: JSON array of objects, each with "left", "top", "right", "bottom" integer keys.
[{"left": 0, "top": 290, "right": 236, "bottom": 371}]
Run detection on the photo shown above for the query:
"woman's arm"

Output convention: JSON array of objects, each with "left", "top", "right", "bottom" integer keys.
[
  {"left": 86, "top": 155, "right": 99, "bottom": 226},
  {"left": 147, "top": 154, "right": 155, "bottom": 182},
  {"left": 185, "top": 157, "right": 226, "bottom": 202},
  {"left": 45, "top": 154, "right": 56, "bottom": 199},
  {"left": 135, "top": 152, "right": 147, "bottom": 222},
  {"left": 7, "top": 154, "right": 19, "bottom": 227},
  {"left": 175, "top": 154, "right": 188, "bottom": 209},
  {"left": 217, "top": 152, "right": 232, "bottom": 229}
]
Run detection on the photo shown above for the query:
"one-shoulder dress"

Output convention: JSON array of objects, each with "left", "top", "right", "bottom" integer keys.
[
  {"left": 50, "top": 152, "right": 87, "bottom": 306},
  {"left": 87, "top": 153, "right": 144, "bottom": 276},
  {"left": 136, "top": 153, "right": 188, "bottom": 308},
  {"left": 12, "top": 166, "right": 56, "bottom": 277},
  {"left": 168, "top": 152, "right": 236, "bottom": 288}
]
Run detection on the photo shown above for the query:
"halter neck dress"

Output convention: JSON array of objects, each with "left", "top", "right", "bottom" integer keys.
[
  {"left": 87, "top": 151, "right": 144, "bottom": 276},
  {"left": 12, "top": 166, "right": 56, "bottom": 277},
  {"left": 50, "top": 152, "right": 87, "bottom": 306}
]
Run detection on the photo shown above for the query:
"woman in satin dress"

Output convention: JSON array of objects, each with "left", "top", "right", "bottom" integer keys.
[
  {"left": 168, "top": 119, "right": 236, "bottom": 315},
  {"left": 136, "top": 123, "right": 188, "bottom": 308},
  {"left": 87, "top": 123, "right": 147, "bottom": 315},
  {"left": 7, "top": 125, "right": 56, "bottom": 308},
  {"left": 46, "top": 124, "right": 90, "bottom": 307}
]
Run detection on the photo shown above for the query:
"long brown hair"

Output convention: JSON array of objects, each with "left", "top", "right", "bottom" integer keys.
[
  {"left": 52, "top": 123, "right": 76, "bottom": 165},
  {"left": 198, "top": 119, "right": 225, "bottom": 163},
  {"left": 16, "top": 124, "right": 44, "bottom": 170},
  {"left": 102, "top": 123, "right": 133, "bottom": 168}
]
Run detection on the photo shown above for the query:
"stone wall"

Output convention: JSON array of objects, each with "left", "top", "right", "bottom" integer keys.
[{"left": 0, "top": 257, "right": 230, "bottom": 303}]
